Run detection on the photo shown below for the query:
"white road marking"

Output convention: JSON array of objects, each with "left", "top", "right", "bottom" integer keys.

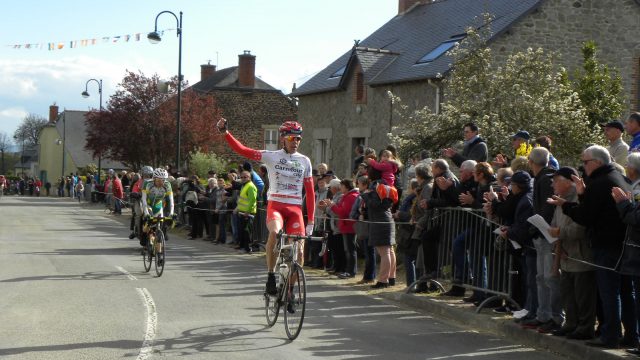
[
  {"left": 427, "top": 346, "right": 536, "bottom": 359},
  {"left": 331, "top": 310, "right": 417, "bottom": 318},
  {"left": 136, "top": 288, "right": 157, "bottom": 360},
  {"left": 116, "top": 265, "right": 138, "bottom": 281}
]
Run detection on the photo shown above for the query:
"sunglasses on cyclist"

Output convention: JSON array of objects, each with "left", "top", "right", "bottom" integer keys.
[{"left": 285, "top": 135, "right": 302, "bottom": 142}]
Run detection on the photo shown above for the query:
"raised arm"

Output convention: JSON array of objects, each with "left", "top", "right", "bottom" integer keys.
[{"left": 218, "top": 118, "right": 262, "bottom": 161}]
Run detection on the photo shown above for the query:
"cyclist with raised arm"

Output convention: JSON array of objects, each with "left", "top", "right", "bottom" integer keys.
[
  {"left": 217, "top": 118, "right": 315, "bottom": 295},
  {"left": 141, "top": 168, "right": 175, "bottom": 246}
]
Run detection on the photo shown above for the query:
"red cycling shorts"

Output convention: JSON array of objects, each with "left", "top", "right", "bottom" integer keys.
[{"left": 266, "top": 201, "right": 305, "bottom": 236}]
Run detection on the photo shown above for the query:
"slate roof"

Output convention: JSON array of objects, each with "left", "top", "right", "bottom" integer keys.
[
  {"left": 55, "top": 110, "right": 124, "bottom": 169},
  {"left": 291, "top": 0, "right": 542, "bottom": 96},
  {"left": 191, "top": 66, "right": 279, "bottom": 93}
]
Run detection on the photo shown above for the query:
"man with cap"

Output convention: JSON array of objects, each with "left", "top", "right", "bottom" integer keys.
[
  {"left": 547, "top": 166, "right": 595, "bottom": 339},
  {"left": 601, "top": 120, "right": 629, "bottom": 164},
  {"left": 493, "top": 130, "right": 532, "bottom": 168}
]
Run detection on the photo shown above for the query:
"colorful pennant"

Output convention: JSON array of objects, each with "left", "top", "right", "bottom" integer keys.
[{"left": 7, "top": 29, "right": 175, "bottom": 51}]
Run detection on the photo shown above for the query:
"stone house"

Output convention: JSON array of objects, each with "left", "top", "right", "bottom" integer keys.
[
  {"left": 37, "top": 105, "right": 125, "bottom": 185},
  {"left": 190, "top": 51, "right": 297, "bottom": 168},
  {"left": 291, "top": 0, "right": 640, "bottom": 178}
]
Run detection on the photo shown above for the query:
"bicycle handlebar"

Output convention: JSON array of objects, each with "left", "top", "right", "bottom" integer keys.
[{"left": 277, "top": 230, "right": 327, "bottom": 242}]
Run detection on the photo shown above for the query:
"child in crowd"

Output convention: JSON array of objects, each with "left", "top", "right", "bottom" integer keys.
[{"left": 365, "top": 149, "right": 399, "bottom": 187}]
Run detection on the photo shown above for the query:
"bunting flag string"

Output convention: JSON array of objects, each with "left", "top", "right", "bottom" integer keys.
[{"left": 6, "top": 29, "right": 175, "bottom": 51}]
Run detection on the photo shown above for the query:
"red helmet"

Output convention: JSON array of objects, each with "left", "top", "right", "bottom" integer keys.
[{"left": 279, "top": 121, "right": 303, "bottom": 137}]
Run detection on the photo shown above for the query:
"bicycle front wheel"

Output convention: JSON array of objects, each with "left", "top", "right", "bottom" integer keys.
[
  {"left": 142, "top": 241, "right": 152, "bottom": 273},
  {"left": 264, "top": 289, "right": 281, "bottom": 327},
  {"left": 284, "top": 263, "right": 306, "bottom": 340},
  {"left": 154, "top": 230, "right": 166, "bottom": 277}
]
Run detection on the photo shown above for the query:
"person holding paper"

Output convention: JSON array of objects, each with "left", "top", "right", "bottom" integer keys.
[
  {"left": 520, "top": 147, "right": 563, "bottom": 334},
  {"left": 547, "top": 166, "right": 595, "bottom": 340}
]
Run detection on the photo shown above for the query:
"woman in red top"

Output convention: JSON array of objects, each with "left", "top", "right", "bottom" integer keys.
[{"left": 323, "top": 179, "right": 359, "bottom": 278}]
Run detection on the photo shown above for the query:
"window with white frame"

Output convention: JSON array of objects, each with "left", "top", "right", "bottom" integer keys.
[
  {"left": 264, "top": 128, "right": 278, "bottom": 150},
  {"left": 315, "top": 139, "right": 330, "bottom": 164}
]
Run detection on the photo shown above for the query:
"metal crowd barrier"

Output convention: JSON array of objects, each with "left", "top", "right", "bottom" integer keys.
[{"left": 408, "top": 207, "right": 519, "bottom": 313}]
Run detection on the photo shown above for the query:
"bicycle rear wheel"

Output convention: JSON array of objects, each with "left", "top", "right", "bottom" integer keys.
[
  {"left": 284, "top": 263, "right": 306, "bottom": 340},
  {"left": 154, "top": 230, "right": 166, "bottom": 277}
]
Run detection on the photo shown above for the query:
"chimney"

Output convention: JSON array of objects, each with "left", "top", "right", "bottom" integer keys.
[
  {"left": 200, "top": 62, "right": 216, "bottom": 81},
  {"left": 398, "top": 0, "right": 422, "bottom": 14},
  {"left": 238, "top": 50, "right": 256, "bottom": 88},
  {"left": 49, "top": 104, "right": 59, "bottom": 123}
]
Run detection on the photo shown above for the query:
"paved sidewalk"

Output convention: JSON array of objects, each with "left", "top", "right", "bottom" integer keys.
[{"left": 376, "top": 291, "right": 632, "bottom": 360}]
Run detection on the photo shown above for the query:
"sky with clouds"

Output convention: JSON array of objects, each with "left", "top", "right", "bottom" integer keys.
[{"left": 0, "top": 0, "right": 397, "bottom": 146}]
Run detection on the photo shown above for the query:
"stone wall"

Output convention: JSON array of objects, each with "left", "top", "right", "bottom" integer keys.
[
  {"left": 211, "top": 89, "right": 297, "bottom": 169},
  {"left": 297, "top": 77, "right": 438, "bottom": 178},
  {"left": 489, "top": 0, "right": 640, "bottom": 114}
]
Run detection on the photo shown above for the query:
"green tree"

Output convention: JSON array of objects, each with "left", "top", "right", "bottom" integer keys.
[
  {"left": 573, "top": 40, "right": 625, "bottom": 128},
  {"left": 188, "top": 148, "right": 228, "bottom": 179},
  {"left": 389, "top": 23, "right": 597, "bottom": 165}
]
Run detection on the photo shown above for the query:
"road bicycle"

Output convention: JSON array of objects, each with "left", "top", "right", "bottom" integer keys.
[
  {"left": 142, "top": 216, "right": 173, "bottom": 277},
  {"left": 264, "top": 230, "right": 326, "bottom": 340}
]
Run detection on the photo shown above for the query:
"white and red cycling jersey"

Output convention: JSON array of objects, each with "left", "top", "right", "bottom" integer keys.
[{"left": 224, "top": 132, "right": 315, "bottom": 225}]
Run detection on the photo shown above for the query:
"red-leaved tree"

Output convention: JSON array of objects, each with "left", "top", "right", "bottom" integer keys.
[{"left": 85, "top": 70, "right": 221, "bottom": 171}]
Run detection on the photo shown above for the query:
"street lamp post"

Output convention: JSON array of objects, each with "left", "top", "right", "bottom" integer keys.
[
  {"left": 82, "top": 79, "right": 103, "bottom": 183},
  {"left": 149, "top": 10, "right": 183, "bottom": 174}
]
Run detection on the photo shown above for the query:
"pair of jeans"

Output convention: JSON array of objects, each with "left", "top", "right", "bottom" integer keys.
[
  {"left": 359, "top": 237, "right": 376, "bottom": 280},
  {"left": 405, "top": 253, "right": 417, "bottom": 286},
  {"left": 593, "top": 249, "right": 638, "bottom": 345},
  {"left": 230, "top": 212, "right": 239, "bottom": 243},
  {"left": 343, "top": 233, "right": 357, "bottom": 276},
  {"left": 524, "top": 251, "right": 539, "bottom": 315},
  {"left": 452, "top": 230, "right": 469, "bottom": 283},
  {"left": 217, "top": 212, "right": 227, "bottom": 243},
  {"left": 533, "top": 238, "right": 563, "bottom": 324}
]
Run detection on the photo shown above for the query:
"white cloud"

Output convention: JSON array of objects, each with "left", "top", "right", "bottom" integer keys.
[{"left": 0, "top": 107, "right": 28, "bottom": 119}]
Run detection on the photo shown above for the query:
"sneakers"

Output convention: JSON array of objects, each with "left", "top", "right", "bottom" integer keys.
[
  {"left": 512, "top": 309, "right": 529, "bottom": 319},
  {"left": 537, "top": 320, "right": 562, "bottom": 334},
  {"left": 128, "top": 232, "right": 136, "bottom": 239},
  {"left": 266, "top": 273, "right": 277, "bottom": 295},
  {"left": 337, "top": 272, "right": 355, "bottom": 279}
]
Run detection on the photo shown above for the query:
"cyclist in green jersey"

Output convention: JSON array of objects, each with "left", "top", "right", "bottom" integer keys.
[{"left": 142, "top": 168, "right": 175, "bottom": 241}]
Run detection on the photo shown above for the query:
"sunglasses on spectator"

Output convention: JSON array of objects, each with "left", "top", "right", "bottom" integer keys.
[{"left": 285, "top": 135, "right": 302, "bottom": 142}]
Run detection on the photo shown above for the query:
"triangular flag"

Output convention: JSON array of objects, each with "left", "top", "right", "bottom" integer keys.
[
  {"left": 57, "top": 43, "right": 64, "bottom": 49},
  {"left": 113, "top": 36, "right": 120, "bottom": 43},
  {"left": 124, "top": 35, "right": 130, "bottom": 42}
]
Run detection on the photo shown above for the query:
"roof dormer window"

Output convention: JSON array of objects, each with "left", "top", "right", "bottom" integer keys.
[
  {"left": 329, "top": 65, "right": 346, "bottom": 79},
  {"left": 416, "top": 35, "right": 466, "bottom": 64}
]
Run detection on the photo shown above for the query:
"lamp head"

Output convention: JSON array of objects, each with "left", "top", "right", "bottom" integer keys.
[
  {"left": 147, "top": 31, "right": 162, "bottom": 44},
  {"left": 81, "top": 91, "right": 90, "bottom": 98}
]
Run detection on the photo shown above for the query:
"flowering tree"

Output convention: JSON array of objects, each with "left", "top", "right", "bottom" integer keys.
[
  {"left": 85, "top": 71, "right": 221, "bottom": 170},
  {"left": 389, "top": 24, "right": 599, "bottom": 165}
]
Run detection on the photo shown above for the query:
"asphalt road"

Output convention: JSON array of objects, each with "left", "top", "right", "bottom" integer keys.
[{"left": 0, "top": 196, "right": 566, "bottom": 359}]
